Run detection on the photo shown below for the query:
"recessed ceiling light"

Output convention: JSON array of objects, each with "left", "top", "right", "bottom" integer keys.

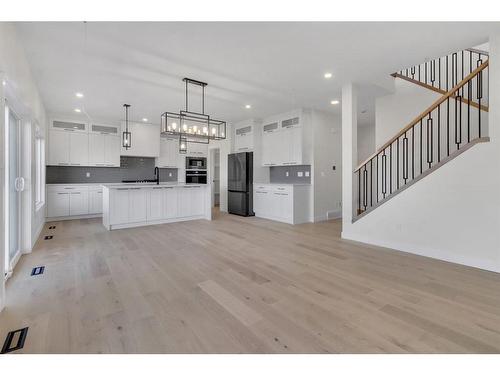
[
  {"left": 245, "top": 104, "right": 251, "bottom": 109},
  {"left": 2, "top": 80, "right": 6, "bottom": 86},
  {"left": 330, "top": 100, "right": 340, "bottom": 105},
  {"left": 142, "top": 118, "right": 148, "bottom": 122},
  {"left": 324, "top": 72, "right": 333, "bottom": 79},
  {"left": 75, "top": 92, "right": 84, "bottom": 98},
  {"left": 74, "top": 108, "right": 81, "bottom": 113}
]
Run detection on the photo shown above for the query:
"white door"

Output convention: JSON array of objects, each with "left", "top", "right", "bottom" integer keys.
[
  {"left": 104, "top": 135, "right": 121, "bottom": 166},
  {"left": 69, "top": 132, "right": 89, "bottom": 166},
  {"left": 164, "top": 187, "right": 178, "bottom": 218},
  {"left": 89, "top": 134, "right": 106, "bottom": 166},
  {"left": 5, "top": 107, "right": 23, "bottom": 272},
  {"left": 128, "top": 188, "right": 147, "bottom": 223},
  {"left": 147, "top": 187, "right": 164, "bottom": 221},
  {"left": 48, "top": 130, "right": 70, "bottom": 165},
  {"left": 47, "top": 191, "right": 70, "bottom": 217}
]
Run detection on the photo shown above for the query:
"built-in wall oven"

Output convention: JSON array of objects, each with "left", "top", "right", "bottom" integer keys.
[
  {"left": 186, "top": 170, "right": 207, "bottom": 184},
  {"left": 186, "top": 157, "right": 207, "bottom": 170}
]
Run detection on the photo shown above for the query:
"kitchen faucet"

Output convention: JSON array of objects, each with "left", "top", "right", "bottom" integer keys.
[{"left": 154, "top": 167, "right": 160, "bottom": 185}]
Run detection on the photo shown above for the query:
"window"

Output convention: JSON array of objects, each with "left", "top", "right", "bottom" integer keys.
[{"left": 35, "top": 126, "right": 45, "bottom": 210}]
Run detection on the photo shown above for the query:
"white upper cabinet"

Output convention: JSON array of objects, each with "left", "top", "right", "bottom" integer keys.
[
  {"left": 89, "top": 124, "right": 121, "bottom": 167},
  {"left": 186, "top": 141, "right": 208, "bottom": 156},
  {"left": 234, "top": 123, "right": 254, "bottom": 152},
  {"left": 48, "top": 119, "right": 89, "bottom": 166},
  {"left": 120, "top": 122, "right": 160, "bottom": 158},
  {"left": 157, "top": 136, "right": 179, "bottom": 168},
  {"left": 261, "top": 110, "right": 308, "bottom": 167}
]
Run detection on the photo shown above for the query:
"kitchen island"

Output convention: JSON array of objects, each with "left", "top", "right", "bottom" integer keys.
[{"left": 102, "top": 182, "right": 211, "bottom": 230}]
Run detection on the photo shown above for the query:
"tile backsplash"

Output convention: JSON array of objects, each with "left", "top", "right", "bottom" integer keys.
[
  {"left": 46, "top": 156, "right": 178, "bottom": 184},
  {"left": 269, "top": 165, "right": 311, "bottom": 184}
]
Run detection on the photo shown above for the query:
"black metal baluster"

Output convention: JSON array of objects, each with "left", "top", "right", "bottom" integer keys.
[
  {"left": 411, "top": 126, "right": 415, "bottom": 179},
  {"left": 382, "top": 151, "right": 387, "bottom": 199},
  {"left": 363, "top": 166, "right": 368, "bottom": 211},
  {"left": 452, "top": 52, "right": 458, "bottom": 87},
  {"left": 427, "top": 114, "right": 433, "bottom": 168},
  {"left": 455, "top": 92, "right": 462, "bottom": 150},
  {"left": 461, "top": 50, "right": 464, "bottom": 97},
  {"left": 397, "top": 138, "right": 400, "bottom": 190},
  {"left": 420, "top": 119, "right": 423, "bottom": 174},
  {"left": 437, "top": 105, "right": 441, "bottom": 162},
  {"left": 438, "top": 57, "right": 441, "bottom": 90},
  {"left": 358, "top": 170, "right": 361, "bottom": 214},
  {"left": 389, "top": 144, "right": 393, "bottom": 194},
  {"left": 403, "top": 133, "right": 409, "bottom": 184},
  {"left": 446, "top": 55, "right": 449, "bottom": 91},
  {"left": 477, "top": 56, "right": 483, "bottom": 137},
  {"left": 425, "top": 61, "right": 428, "bottom": 84},
  {"left": 447, "top": 98, "right": 450, "bottom": 156},
  {"left": 376, "top": 154, "right": 379, "bottom": 203},
  {"left": 411, "top": 66, "right": 415, "bottom": 79},
  {"left": 430, "top": 59, "right": 436, "bottom": 87},
  {"left": 370, "top": 159, "right": 373, "bottom": 207}
]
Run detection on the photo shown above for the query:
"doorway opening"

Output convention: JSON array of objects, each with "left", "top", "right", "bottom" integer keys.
[{"left": 210, "top": 148, "right": 220, "bottom": 208}]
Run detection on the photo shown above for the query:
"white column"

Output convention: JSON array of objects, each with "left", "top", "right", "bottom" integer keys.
[
  {"left": 341, "top": 83, "right": 357, "bottom": 236},
  {"left": 0, "top": 71, "right": 6, "bottom": 312}
]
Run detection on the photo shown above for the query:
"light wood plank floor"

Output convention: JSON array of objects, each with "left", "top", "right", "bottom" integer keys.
[{"left": 2, "top": 210, "right": 500, "bottom": 353}]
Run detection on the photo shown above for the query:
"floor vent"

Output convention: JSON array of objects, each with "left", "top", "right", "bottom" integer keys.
[
  {"left": 1, "top": 327, "right": 29, "bottom": 354},
  {"left": 31, "top": 266, "right": 45, "bottom": 276},
  {"left": 44, "top": 235, "right": 53, "bottom": 240},
  {"left": 49, "top": 226, "right": 56, "bottom": 229}
]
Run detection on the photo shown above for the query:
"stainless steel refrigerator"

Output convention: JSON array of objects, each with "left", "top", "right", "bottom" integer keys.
[{"left": 228, "top": 152, "right": 254, "bottom": 216}]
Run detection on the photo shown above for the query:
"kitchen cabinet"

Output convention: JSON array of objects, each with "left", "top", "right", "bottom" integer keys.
[
  {"left": 253, "top": 184, "right": 311, "bottom": 224},
  {"left": 47, "top": 185, "right": 94, "bottom": 218},
  {"left": 89, "top": 124, "right": 121, "bottom": 167},
  {"left": 48, "top": 129, "right": 89, "bottom": 166},
  {"left": 157, "top": 137, "right": 179, "bottom": 168},
  {"left": 178, "top": 186, "right": 205, "bottom": 217},
  {"left": 102, "top": 184, "right": 210, "bottom": 230},
  {"left": 261, "top": 112, "right": 307, "bottom": 167},
  {"left": 234, "top": 123, "right": 253, "bottom": 152},
  {"left": 147, "top": 186, "right": 178, "bottom": 221},
  {"left": 186, "top": 142, "right": 208, "bottom": 156},
  {"left": 128, "top": 188, "right": 148, "bottom": 223},
  {"left": 120, "top": 122, "right": 160, "bottom": 157},
  {"left": 89, "top": 187, "right": 103, "bottom": 214}
]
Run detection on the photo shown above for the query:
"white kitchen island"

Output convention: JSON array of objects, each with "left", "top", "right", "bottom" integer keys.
[{"left": 102, "top": 183, "right": 211, "bottom": 230}]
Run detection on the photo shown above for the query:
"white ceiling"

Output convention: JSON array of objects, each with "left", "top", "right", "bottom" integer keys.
[{"left": 15, "top": 22, "right": 500, "bottom": 127}]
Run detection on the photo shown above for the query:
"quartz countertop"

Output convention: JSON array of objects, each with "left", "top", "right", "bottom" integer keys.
[
  {"left": 253, "top": 182, "right": 311, "bottom": 186},
  {"left": 102, "top": 182, "right": 209, "bottom": 189}
]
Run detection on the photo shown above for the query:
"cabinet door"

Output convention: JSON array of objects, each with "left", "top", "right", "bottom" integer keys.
[
  {"left": 273, "top": 191, "right": 292, "bottom": 222},
  {"left": 177, "top": 187, "right": 192, "bottom": 217},
  {"left": 48, "top": 130, "right": 70, "bottom": 165},
  {"left": 69, "top": 191, "right": 89, "bottom": 216},
  {"left": 89, "top": 134, "right": 106, "bottom": 166},
  {"left": 234, "top": 125, "right": 253, "bottom": 151},
  {"left": 89, "top": 190, "right": 103, "bottom": 214},
  {"left": 289, "top": 126, "right": 302, "bottom": 165},
  {"left": 69, "top": 132, "right": 89, "bottom": 166},
  {"left": 164, "top": 187, "right": 178, "bottom": 218},
  {"left": 253, "top": 190, "right": 268, "bottom": 215},
  {"left": 110, "top": 189, "right": 130, "bottom": 224},
  {"left": 262, "top": 132, "right": 273, "bottom": 166},
  {"left": 105, "top": 135, "right": 121, "bottom": 166},
  {"left": 190, "top": 187, "right": 205, "bottom": 216},
  {"left": 128, "top": 188, "right": 147, "bottom": 223},
  {"left": 47, "top": 191, "right": 70, "bottom": 217},
  {"left": 157, "top": 138, "right": 169, "bottom": 167},
  {"left": 147, "top": 187, "right": 164, "bottom": 221}
]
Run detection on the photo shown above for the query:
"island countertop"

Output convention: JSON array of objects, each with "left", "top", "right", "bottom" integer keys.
[{"left": 102, "top": 182, "right": 209, "bottom": 189}]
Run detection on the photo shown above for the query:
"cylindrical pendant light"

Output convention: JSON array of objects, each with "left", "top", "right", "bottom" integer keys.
[{"left": 123, "top": 104, "right": 131, "bottom": 149}]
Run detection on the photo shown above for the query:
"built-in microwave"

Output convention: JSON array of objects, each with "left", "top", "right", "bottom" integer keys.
[
  {"left": 186, "top": 170, "right": 207, "bottom": 184},
  {"left": 186, "top": 156, "right": 207, "bottom": 170}
]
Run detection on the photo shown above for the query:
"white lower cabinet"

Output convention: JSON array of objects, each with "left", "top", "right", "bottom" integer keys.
[
  {"left": 104, "top": 184, "right": 209, "bottom": 230},
  {"left": 89, "top": 187, "right": 103, "bottom": 214},
  {"left": 253, "top": 184, "right": 311, "bottom": 224},
  {"left": 47, "top": 185, "right": 98, "bottom": 219}
]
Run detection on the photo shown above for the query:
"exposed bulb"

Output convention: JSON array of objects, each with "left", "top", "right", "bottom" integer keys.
[
  {"left": 172, "top": 122, "right": 177, "bottom": 130},
  {"left": 182, "top": 123, "right": 188, "bottom": 131},
  {"left": 211, "top": 127, "right": 216, "bottom": 135},
  {"left": 203, "top": 126, "right": 208, "bottom": 134}
]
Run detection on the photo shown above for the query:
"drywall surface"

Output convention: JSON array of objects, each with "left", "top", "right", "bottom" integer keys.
[
  {"left": 358, "top": 124, "right": 375, "bottom": 164},
  {"left": 312, "top": 110, "right": 342, "bottom": 221},
  {"left": 343, "top": 36, "right": 500, "bottom": 273}
]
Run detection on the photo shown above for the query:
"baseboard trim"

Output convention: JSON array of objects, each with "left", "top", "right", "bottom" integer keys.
[{"left": 46, "top": 213, "right": 102, "bottom": 222}]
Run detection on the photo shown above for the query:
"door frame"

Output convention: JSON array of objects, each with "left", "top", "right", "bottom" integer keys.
[{"left": 209, "top": 147, "right": 221, "bottom": 208}]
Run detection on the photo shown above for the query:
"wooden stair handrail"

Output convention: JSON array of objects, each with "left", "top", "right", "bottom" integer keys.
[
  {"left": 391, "top": 73, "right": 489, "bottom": 112},
  {"left": 466, "top": 47, "right": 489, "bottom": 56},
  {"left": 355, "top": 59, "right": 489, "bottom": 172}
]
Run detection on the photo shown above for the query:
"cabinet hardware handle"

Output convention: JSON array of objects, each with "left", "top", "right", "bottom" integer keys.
[
  {"left": 130, "top": 188, "right": 141, "bottom": 190},
  {"left": 63, "top": 129, "right": 75, "bottom": 131},
  {"left": 58, "top": 163, "right": 69, "bottom": 165},
  {"left": 57, "top": 192, "right": 69, "bottom": 195},
  {"left": 117, "top": 188, "right": 129, "bottom": 190},
  {"left": 72, "top": 192, "right": 81, "bottom": 195}
]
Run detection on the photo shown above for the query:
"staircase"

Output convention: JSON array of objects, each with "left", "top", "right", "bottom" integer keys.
[{"left": 354, "top": 48, "right": 489, "bottom": 221}]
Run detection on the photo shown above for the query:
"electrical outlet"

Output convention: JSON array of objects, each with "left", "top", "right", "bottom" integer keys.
[
  {"left": 168, "top": 172, "right": 172, "bottom": 177},
  {"left": 86, "top": 172, "right": 90, "bottom": 178},
  {"left": 297, "top": 171, "right": 303, "bottom": 177},
  {"left": 285, "top": 171, "right": 289, "bottom": 177},
  {"left": 305, "top": 171, "right": 310, "bottom": 177}
]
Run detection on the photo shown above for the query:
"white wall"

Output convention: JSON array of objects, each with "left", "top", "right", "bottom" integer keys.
[
  {"left": 312, "top": 110, "right": 342, "bottom": 221},
  {"left": 0, "top": 23, "right": 48, "bottom": 310},
  {"left": 342, "top": 35, "right": 500, "bottom": 273},
  {"left": 357, "top": 123, "right": 375, "bottom": 164}
]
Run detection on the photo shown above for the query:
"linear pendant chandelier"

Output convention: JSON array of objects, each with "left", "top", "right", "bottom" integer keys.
[{"left": 161, "top": 78, "right": 226, "bottom": 153}]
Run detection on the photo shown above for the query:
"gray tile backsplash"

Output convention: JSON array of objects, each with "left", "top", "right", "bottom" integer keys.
[
  {"left": 46, "top": 156, "right": 178, "bottom": 184},
  {"left": 269, "top": 165, "right": 311, "bottom": 184}
]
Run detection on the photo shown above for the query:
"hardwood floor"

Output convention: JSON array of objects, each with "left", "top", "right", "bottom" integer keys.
[{"left": 2, "top": 210, "right": 500, "bottom": 353}]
